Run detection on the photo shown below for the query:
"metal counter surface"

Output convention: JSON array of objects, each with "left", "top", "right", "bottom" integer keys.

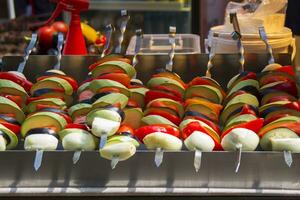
[{"left": 0, "top": 151, "right": 299, "bottom": 196}]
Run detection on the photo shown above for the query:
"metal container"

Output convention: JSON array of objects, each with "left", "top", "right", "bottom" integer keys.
[{"left": 0, "top": 54, "right": 297, "bottom": 197}]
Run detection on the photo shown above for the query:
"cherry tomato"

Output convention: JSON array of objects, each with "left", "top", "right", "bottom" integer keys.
[
  {"left": 51, "top": 21, "right": 68, "bottom": 36},
  {"left": 38, "top": 26, "right": 56, "bottom": 49}
]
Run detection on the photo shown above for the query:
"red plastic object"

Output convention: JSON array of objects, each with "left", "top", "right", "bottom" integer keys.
[{"left": 44, "top": 0, "right": 89, "bottom": 55}]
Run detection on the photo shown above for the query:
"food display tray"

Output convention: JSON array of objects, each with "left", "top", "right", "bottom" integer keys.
[{"left": 0, "top": 54, "right": 298, "bottom": 197}]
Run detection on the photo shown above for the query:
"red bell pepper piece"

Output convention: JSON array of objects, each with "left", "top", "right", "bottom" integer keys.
[
  {"left": 265, "top": 96, "right": 295, "bottom": 104},
  {"left": 94, "top": 73, "right": 131, "bottom": 87},
  {"left": 147, "top": 100, "right": 181, "bottom": 114},
  {"left": 65, "top": 123, "right": 88, "bottom": 131},
  {"left": 277, "top": 66, "right": 295, "bottom": 76},
  {"left": 184, "top": 115, "right": 221, "bottom": 135},
  {"left": 271, "top": 80, "right": 298, "bottom": 97},
  {"left": 1, "top": 94, "right": 23, "bottom": 108},
  {"left": 116, "top": 124, "right": 135, "bottom": 135},
  {"left": 259, "top": 121, "right": 300, "bottom": 137},
  {"left": 135, "top": 125, "right": 180, "bottom": 142},
  {"left": 145, "top": 109, "right": 181, "bottom": 126},
  {"left": 0, "top": 122, "right": 20, "bottom": 134},
  {"left": 241, "top": 72, "right": 256, "bottom": 81},
  {"left": 284, "top": 121, "right": 300, "bottom": 135},
  {"left": 229, "top": 72, "right": 257, "bottom": 88},
  {"left": 74, "top": 116, "right": 87, "bottom": 124},
  {"left": 27, "top": 96, "right": 64, "bottom": 104},
  {"left": 240, "top": 105, "right": 258, "bottom": 117},
  {"left": 182, "top": 121, "right": 222, "bottom": 150},
  {"left": 264, "top": 114, "right": 290, "bottom": 125},
  {"left": 97, "top": 87, "right": 121, "bottom": 93},
  {"left": 284, "top": 101, "right": 300, "bottom": 111},
  {"left": 188, "top": 77, "right": 226, "bottom": 97},
  {"left": 145, "top": 90, "right": 182, "bottom": 104},
  {"left": 127, "top": 99, "right": 139, "bottom": 108},
  {"left": 0, "top": 72, "right": 33, "bottom": 92},
  {"left": 221, "top": 118, "right": 264, "bottom": 139},
  {"left": 188, "top": 77, "right": 213, "bottom": 87},
  {"left": 152, "top": 85, "right": 183, "bottom": 99}
]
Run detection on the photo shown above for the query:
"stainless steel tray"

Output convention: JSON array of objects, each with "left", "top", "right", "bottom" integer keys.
[
  {"left": 0, "top": 54, "right": 298, "bottom": 197},
  {"left": 0, "top": 151, "right": 299, "bottom": 196}
]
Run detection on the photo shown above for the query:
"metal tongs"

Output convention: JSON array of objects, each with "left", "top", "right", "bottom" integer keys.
[
  {"left": 165, "top": 26, "right": 176, "bottom": 72},
  {"left": 101, "top": 24, "right": 114, "bottom": 58},
  {"left": 115, "top": 10, "right": 130, "bottom": 54},
  {"left": 230, "top": 12, "right": 245, "bottom": 73}
]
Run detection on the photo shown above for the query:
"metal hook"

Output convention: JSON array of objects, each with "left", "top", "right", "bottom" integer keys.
[
  {"left": 115, "top": 9, "right": 130, "bottom": 54},
  {"left": 206, "top": 39, "right": 216, "bottom": 77},
  {"left": 101, "top": 24, "right": 114, "bottom": 58},
  {"left": 165, "top": 26, "right": 176, "bottom": 71},
  {"left": 53, "top": 33, "right": 64, "bottom": 70},
  {"left": 132, "top": 29, "right": 143, "bottom": 69},
  {"left": 17, "top": 33, "right": 38, "bottom": 73},
  {"left": 230, "top": 12, "right": 245, "bottom": 73},
  {"left": 259, "top": 26, "right": 275, "bottom": 64}
]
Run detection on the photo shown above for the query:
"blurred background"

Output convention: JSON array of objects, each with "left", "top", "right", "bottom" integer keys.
[
  {"left": 0, "top": 0, "right": 299, "bottom": 65},
  {"left": 0, "top": 0, "right": 230, "bottom": 56}
]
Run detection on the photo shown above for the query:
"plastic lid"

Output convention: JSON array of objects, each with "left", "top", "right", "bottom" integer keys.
[
  {"left": 126, "top": 34, "right": 201, "bottom": 55},
  {"left": 210, "top": 26, "right": 292, "bottom": 40}
]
